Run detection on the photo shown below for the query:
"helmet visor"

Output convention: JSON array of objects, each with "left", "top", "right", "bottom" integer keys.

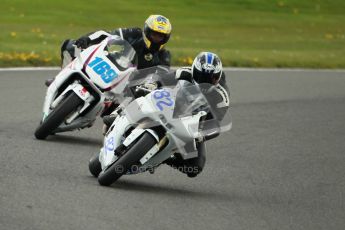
[
  {"left": 149, "top": 31, "right": 166, "bottom": 43},
  {"left": 194, "top": 69, "right": 221, "bottom": 85}
]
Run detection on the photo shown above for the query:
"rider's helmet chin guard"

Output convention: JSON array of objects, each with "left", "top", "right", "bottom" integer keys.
[
  {"left": 143, "top": 15, "right": 172, "bottom": 51},
  {"left": 192, "top": 52, "right": 223, "bottom": 85}
]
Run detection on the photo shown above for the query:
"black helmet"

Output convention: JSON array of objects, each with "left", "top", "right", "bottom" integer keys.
[
  {"left": 192, "top": 52, "right": 223, "bottom": 85},
  {"left": 143, "top": 15, "right": 172, "bottom": 51}
]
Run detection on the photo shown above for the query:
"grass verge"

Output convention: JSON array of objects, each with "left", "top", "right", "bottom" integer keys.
[{"left": 1, "top": 0, "right": 344, "bottom": 68}]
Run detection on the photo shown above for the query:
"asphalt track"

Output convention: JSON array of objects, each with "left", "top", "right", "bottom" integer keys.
[{"left": 0, "top": 68, "right": 345, "bottom": 230}]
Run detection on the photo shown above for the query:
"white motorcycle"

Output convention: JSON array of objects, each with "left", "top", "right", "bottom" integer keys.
[
  {"left": 88, "top": 70, "right": 232, "bottom": 186},
  {"left": 35, "top": 35, "right": 137, "bottom": 139}
]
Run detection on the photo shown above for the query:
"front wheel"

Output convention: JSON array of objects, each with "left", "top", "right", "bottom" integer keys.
[
  {"left": 97, "top": 132, "right": 157, "bottom": 186},
  {"left": 34, "top": 92, "right": 83, "bottom": 140}
]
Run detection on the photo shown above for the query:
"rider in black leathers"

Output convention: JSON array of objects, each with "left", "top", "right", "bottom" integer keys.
[
  {"left": 45, "top": 15, "right": 172, "bottom": 86},
  {"left": 103, "top": 52, "right": 230, "bottom": 178},
  {"left": 164, "top": 52, "right": 230, "bottom": 178}
]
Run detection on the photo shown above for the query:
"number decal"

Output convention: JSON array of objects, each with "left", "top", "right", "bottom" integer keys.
[
  {"left": 156, "top": 98, "right": 174, "bottom": 111},
  {"left": 88, "top": 57, "right": 102, "bottom": 67},
  {"left": 105, "top": 137, "right": 114, "bottom": 152},
  {"left": 153, "top": 89, "right": 174, "bottom": 111},
  {"left": 88, "top": 57, "right": 118, "bottom": 83},
  {"left": 153, "top": 90, "right": 170, "bottom": 100}
]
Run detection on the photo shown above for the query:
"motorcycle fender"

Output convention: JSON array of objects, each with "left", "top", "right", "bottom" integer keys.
[
  {"left": 51, "top": 83, "right": 94, "bottom": 111},
  {"left": 72, "top": 84, "right": 95, "bottom": 114},
  {"left": 122, "top": 128, "right": 159, "bottom": 147},
  {"left": 72, "top": 84, "right": 93, "bottom": 102}
]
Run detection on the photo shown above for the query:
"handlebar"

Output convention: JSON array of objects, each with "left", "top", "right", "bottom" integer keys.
[{"left": 135, "top": 85, "right": 153, "bottom": 93}]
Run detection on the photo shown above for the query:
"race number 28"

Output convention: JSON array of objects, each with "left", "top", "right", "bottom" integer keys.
[
  {"left": 153, "top": 89, "right": 174, "bottom": 111},
  {"left": 88, "top": 57, "right": 118, "bottom": 83}
]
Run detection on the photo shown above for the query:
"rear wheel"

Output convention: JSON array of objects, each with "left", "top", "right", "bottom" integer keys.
[
  {"left": 97, "top": 132, "right": 157, "bottom": 186},
  {"left": 89, "top": 154, "right": 102, "bottom": 177},
  {"left": 34, "top": 93, "right": 83, "bottom": 140}
]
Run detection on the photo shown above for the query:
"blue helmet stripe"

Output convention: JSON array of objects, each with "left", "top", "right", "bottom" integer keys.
[{"left": 207, "top": 52, "right": 213, "bottom": 64}]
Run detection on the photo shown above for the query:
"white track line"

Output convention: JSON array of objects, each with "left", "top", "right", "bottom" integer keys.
[{"left": 0, "top": 67, "right": 60, "bottom": 71}]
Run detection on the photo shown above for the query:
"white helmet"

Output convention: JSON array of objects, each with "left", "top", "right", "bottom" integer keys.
[{"left": 192, "top": 52, "right": 223, "bottom": 85}]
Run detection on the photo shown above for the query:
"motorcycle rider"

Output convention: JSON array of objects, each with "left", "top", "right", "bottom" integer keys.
[
  {"left": 164, "top": 52, "right": 230, "bottom": 177},
  {"left": 104, "top": 52, "right": 230, "bottom": 178},
  {"left": 45, "top": 14, "right": 172, "bottom": 86}
]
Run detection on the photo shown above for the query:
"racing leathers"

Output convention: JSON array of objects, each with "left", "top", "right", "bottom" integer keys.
[
  {"left": 60, "top": 28, "right": 171, "bottom": 69},
  {"left": 103, "top": 66, "right": 230, "bottom": 178},
  {"left": 164, "top": 67, "right": 230, "bottom": 177},
  {"left": 55, "top": 28, "right": 172, "bottom": 114}
]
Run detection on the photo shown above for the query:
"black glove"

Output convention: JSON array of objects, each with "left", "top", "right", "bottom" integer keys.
[{"left": 75, "top": 36, "right": 90, "bottom": 49}]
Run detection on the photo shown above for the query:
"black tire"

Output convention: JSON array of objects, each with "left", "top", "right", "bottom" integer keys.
[
  {"left": 34, "top": 93, "right": 83, "bottom": 140},
  {"left": 89, "top": 154, "right": 102, "bottom": 177},
  {"left": 98, "top": 132, "right": 157, "bottom": 186}
]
